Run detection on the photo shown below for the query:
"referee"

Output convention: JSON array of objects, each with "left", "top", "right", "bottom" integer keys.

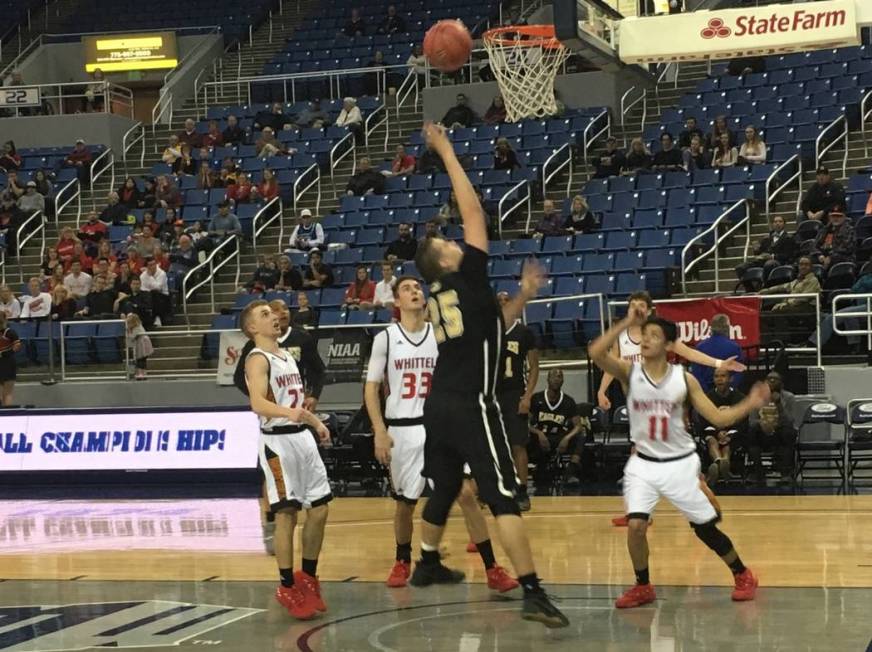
[{"left": 411, "top": 122, "right": 568, "bottom": 628}]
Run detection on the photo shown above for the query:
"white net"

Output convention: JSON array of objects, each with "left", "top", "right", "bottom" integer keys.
[{"left": 483, "top": 26, "right": 570, "bottom": 123}]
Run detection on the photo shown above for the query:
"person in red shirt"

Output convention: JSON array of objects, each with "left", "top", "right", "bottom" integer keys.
[
  {"left": 252, "top": 167, "right": 280, "bottom": 202},
  {"left": 117, "top": 177, "right": 142, "bottom": 208},
  {"left": 391, "top": 145, "right": 416, "bottom": 176},
  {"left": 46, "top": 265, "right": 65, "bottom": 292},
  {"left": 155, "top": 175, "right": 182, "bottom": 209},
  {"left": 78, "top": 211, "right": 108, "bottom": 255},
  {"left": 125, "top": 248, "right": 145, "bottom": 275},
  {"left": 55, "top": 227, "right": 79, "bottom": 263},
  {"left": 203, "top": 120, "right": 224, "bottom": 148},
  {"left": 226, "top": 172, "right": 253, "bottom": 205},
  {"left": 153, "top": 245, "right": 171, "bottom": 271},
  {"left": 96, "top": 240, "right": 118, "bottom": 273},
  {"left": 343, "top": 265, "right": 376, "bottom": 309},
  {"left": 64, "top": 139, "right": 93, "bottom": 184},
  {"left": 68, "top": 242, "right": 94, "bottom": 274}
]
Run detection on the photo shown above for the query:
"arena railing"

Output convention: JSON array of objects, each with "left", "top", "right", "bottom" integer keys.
[
  {"left": 816, "top": 114, "right": 848, "bottom": 179},
  {"left": 122, "top": 121, "right": 146, "bottom": 171},
  {"left": 0, "top": 80, "right": 134, "bottom": 119},
  {"left": 252, "top": 196, "right": 282, "bottom": 253},
  {"left": 89, "top": 147, "right": 115, "bottom": 196},
  {"left": 365, "top": 99, "right": 390, "bottom": 150},
  {"left": 861, "top": 88, "right": 872, "bottom": 158},
  {"left": 181, "top": 234, "right": 241, "bottom": 319},
  {"left": 765, "top": 154, "right": 802, "bottom": 219},
  {"left": 581, "top": 108, "right": 611, "bottom": 180},
  {"left": 53, "top": 177, "right": 81, "bottom": 230},
  {"left": 832, "top": 292, "right": 872, "bottom": 352},
  {"left": 329, "top": 132, "right": 356, "bottom": 198},
  {"left": 620, "top": 63, "right": 673, "bottom": 142},
  {"left": 58, "top": 318, "right": 130, "bottom": 381},
  {"left": 542, "top": 142, "right": 573, "bottom": 197},
  {"left": 15, "top": 209, "right": 46, "bottom": 284},
  {"left": 292, "top": 162, "right": 321, "bottom": 216},
  {"left": 500, "top": 179, "right": 531, "bottom": 238},
  {"left": 395, "top": 70, "right": 419, "bottom": 136},
  {"left": 681, "top": 198, "right": 751, "bottom": 295}
]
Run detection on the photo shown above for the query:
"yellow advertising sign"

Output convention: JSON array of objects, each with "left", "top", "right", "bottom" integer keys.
[{"left": 83, "top": 31, "right": 178, "bottom": 73}]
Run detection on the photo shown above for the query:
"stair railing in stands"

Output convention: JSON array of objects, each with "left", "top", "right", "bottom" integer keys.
[
  {"left": 252, "top": 196, "right": 282, "bottom": 253},
  {"left": 329, "top": 132, "right": 356, "bottom": 198},
  {"left": 364, "top": 97, "right": 390, "bottom": 150},
  {"left": 500, "top": 179, "right": 531, "bottom": 238},
  {"left": 122, "top": 121, "right": 146, "bottom": 171},
  {"left": 53, "top": 177, "right": 80, "bottom": 230},
  {"left": 15, "top": 210, "right": 46, "bottom": 284},
  {"left": 815, "top": 114, "right": 848, "bottom": 178},
  {"left": 182, "top": 234, "right": 241, "bottom": 319},
  {"left": 293, "top": 162, "right": 321, "bottom": 216},
  {"left": 619, "top": 85, "right": 646, "bottom": 145},
  {"left": 581, "top": 109, "right": 611, "bottom": 180},
  {"left": 89, "top": 147, "right": 115, "bottom": 196},
  {"left": 862, "top": 88, "right": 872, "bottom": 157},
  {"left": 765, "top": 154, "right": 802, "bottom": 219},
  {"left": 543, "top": 142, "right": 573, "bottom": 197},
  {"left": 681, "top": 198, "right": 751, "bottom": 295},
  {"left": 832, "top": 292, "right": 872, "bottom": 353}
]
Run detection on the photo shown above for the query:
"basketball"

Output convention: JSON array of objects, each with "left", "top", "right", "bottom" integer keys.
[{"left": 423, "top": 20, "right": 473, "bottom": 73}]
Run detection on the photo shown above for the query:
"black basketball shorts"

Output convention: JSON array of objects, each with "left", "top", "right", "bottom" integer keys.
[{"left": 497, "top": 390, "right": 529, "bottom": 447}]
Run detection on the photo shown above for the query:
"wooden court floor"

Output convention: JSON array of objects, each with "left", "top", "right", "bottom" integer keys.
[{"left": 1, "top": 495, "right": 870, "bottom": 590}]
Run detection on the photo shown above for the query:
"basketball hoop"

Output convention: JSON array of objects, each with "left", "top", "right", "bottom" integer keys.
[{"left": 482, "top": 25, "right": 569, "bottom": 123}]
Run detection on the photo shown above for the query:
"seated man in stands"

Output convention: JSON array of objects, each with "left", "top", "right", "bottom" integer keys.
[
  {"left": 378, "top": 4, "right": 406, "bottom": 34},
  {"left": 76, "top": 274, "right": 117, "bottom": 319},
  {"left": 222, "top": 115, "right": 246, "bottom": 145},
  {"left": 696, "top": 367, "right": 747, "bottom": 485},
  {"left": 532, "top": 199, "right": 566, "bottom": 238},
  {"left": 295, "top": 100, "right": 330, "bottom": 129},
  {"left": 335, "top": 97, "right": 364, "bottom": 143},
  {"left": 97, "top": 192, "right": 129, "bottom": 226},
  {"left": 177, "top": 118, "right": 203, "bottom": 149},
  {"left": 208, "top": 201, "right": 243, "bottom": 243},
  {"left": 246, "top": 254, "right": 279, "bottom": 293},
  {"left": 140, "top": 257, "right": 170, "bottom": 327},
  {"left": 651, "top": 132, "right": 683, "bottom": 171},
  {"left": 345, "top": 157, "right": 385, "bottom": 196},
  {"left": 690, "top": 314, "right": 743, "bottom": 392},
  {"left": 798, "top": 166, "right": 844, "bottom": 224},
  {"left": 373, "top": 261, "right": 396, "bottom": 310},
  {"left": 759, "top": 256, "right": 821, "bottom": 313},
  {"left": 69, "top": 242, "right": 94, "bottom": 274},
  {"left": 77, "top": 211, "right": 108, "bottom": 256},
  {"left": 255, "top": 103, "right": 294, "bottom": 133},
  {"left": 343, "top": 8, "right": 367, "bottom": 37},
  {"left": 0, "top": 284, "right": 20, "bottom": 319},
  {"left": 302, "top": 250, "right": 334, "bottom": 289},
  {"left": 384, "top": 222, "right": 417, "bottom": 261},
  {"left": 678, "top": 116, "right": 705, "bottom": 149},
  {"left": 747, "top": 371, "right": 796, "bottom": 484},
  {"left": 19, "top": 277, "right": 52, "bottom": 319},
  {"left": 63, "top": 260, "right": 92, "bottom": 300},
  {"left": 286, "top": 209, "right": 325, "bottom": 253},
  {"left": 255, "top": 127, "right": 294, "bottom": 159},
  {"left": 115, "top": 276, "right": 153, "bottom": 329},
  {"left": 813, "top": 208, "right": 854, "bottom": 271},
  {"left": 64, "top": 138, "right": 92, "bottom": 185},
  {"left": 169, "top": 234, "right": 198, "bottom": 276},
  {"left": 591, "top": 137, "right": 625, "bottom": 179},
  {"left": 389, "top": 145, "right": 416, "bottom": 176},
  {"left": 528, "top": 369, "right": 585, "bottom": 488},
  {"left": 734, "top": 215, "right": 797, "bottom": 289},
  {"left": 155, "top": 175, "right": 182, "bottom": 210},
  {"left": 441, "top": 94, "right": 478, "bottom": 128},
  {"left": 17, "top": 181, "right": 45, "bottom": 215}
]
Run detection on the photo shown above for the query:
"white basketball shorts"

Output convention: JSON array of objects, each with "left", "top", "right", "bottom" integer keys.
[
  {"left": 623, "top": 452, "right": 718, "bottom": 525},
  {"left": 259, "top": 429, "right": 332, "bottom": 511},
  {"left": 388, "top": 424, "right": 427, "bottom": 502}
]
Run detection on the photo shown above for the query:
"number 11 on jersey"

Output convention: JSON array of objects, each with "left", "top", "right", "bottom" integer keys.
[{"left": 648, "top": 416, "right": 669, "bottom": 441}]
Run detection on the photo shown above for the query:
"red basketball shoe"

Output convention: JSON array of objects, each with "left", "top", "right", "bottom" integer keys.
[
  {"left": 731, "top": 568, "right": 758, "bottom": 601},
  {"left": 615, "top": 583, "right": 657, "bottom": 609},
  {"left": 294, "top": 570, "right": 327, "bottom": 612},
  {"left": 466, "top": 541, "right": 478, "bottom": 553},
  {"left": 611, "top": 515, "right": 629, "bottom": 527},
  {"left": 275, "top": 585, "right": 316, "bottom": 620},
  {"left": 386, "top": 560, "right": 410, "bottom": 588},
  {"left": 486, "top": 565, "right": 520, "bottom": 592}
]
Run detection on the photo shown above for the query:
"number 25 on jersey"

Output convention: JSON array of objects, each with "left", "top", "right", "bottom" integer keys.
[{"left": 427, "top": 290, "right": 464, "bottom": 344}]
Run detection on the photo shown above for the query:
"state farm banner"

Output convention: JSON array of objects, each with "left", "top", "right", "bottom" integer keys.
[
  {"left": 619, "top": 0, "right": 859, "bottom": 64},
  {"left": 217, "top": 331, "right": 249, "bottom": 386},
  {"left": 654, "top": 296, "right": 762, "bottom": 350}
]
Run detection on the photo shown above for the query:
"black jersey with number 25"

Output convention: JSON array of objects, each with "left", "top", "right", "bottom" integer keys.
[{"left": 427, "top": 245, "right": 503, "bottom": 398}]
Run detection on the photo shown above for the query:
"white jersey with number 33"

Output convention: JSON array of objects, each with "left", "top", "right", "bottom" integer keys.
[
  {"left": 366, "top": 323, "right": 438, "bottom": 420},
  {"left": 246, "top": 347, "right": 305, "bottom": 431},
  {"left": 627, "top": 363, "right": 696, "bottom": 458}
]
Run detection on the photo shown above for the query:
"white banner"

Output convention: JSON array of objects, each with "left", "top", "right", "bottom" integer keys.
[
  {"left": 619, "top": 0, "right": 859, "bottom": 64},
  {"left": 0, "top": 409, "right": 260, "bottom": 472},
  {"left": 217, "top": 331, "right": 249, "bottom": 386}
]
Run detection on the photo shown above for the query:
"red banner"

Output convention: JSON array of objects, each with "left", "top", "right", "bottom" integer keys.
[{"left": 655, "top": 296, "right": 762, "bottom": 350}]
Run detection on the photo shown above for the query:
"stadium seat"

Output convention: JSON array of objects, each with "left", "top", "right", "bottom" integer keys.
[{"left": 795, "top": 402, "right": 846, "bottom": 486}]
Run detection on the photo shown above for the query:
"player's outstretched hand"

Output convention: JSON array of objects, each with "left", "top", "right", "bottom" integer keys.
[
  {"left": 374, "top": 430, "right": 394, "bottom": 465},
  {"left": 422, "top": 122, "right": 451, "bottom": 155},
  {"left": 722, "top": 356, "right": 747, "bottom": 373},
  {"left": 747, "top": 381, "right": 771, "bottom": 409},
  {"left": 626, "top": 304, "right": 648, "bottom": 327},
  {"left": 520, "top": 258, "right": 546, "bottom": 300}
]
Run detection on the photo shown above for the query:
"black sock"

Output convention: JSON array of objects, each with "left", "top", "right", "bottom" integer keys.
[
  {"left": 279, "top": 568, "right": 294, "bottom": 588},
  {"left": 518, "top": 572, "right": 541, "bottom": 595},
  {"left": 302, "top": 558, "right": 318, "bottom": 577},
  {"left": 265, "top": 511, "right": 275, "bottom": 523},
  {"left": 728, "top": 556, "right": 746, "bottom": 575},
  {"left": 635, "top": 568, "right": 650, "bottom": 585},
  {"left": 476, "top": 539, "right": 496, "bottom": 570},
  {"left": 517, "top": 483, "right": 528, "bottom": 496},
  {"left": 396, "top": 542, "right": 412, "bottom": 563},
  {"left": 421, "top": 548, "right": 440, "bottom": 566}
]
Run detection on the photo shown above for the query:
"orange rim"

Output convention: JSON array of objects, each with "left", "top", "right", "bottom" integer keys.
[{"left": 482, "top": 24, "right": 565, "bottom": 50}]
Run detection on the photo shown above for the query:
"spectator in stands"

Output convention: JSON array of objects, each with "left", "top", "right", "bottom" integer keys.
[
  {"left": 247, "top": 254, "right": 280, "bottom": 293},
  {"left": 50, "top": 285, "right": 76, "bottom": 321},
  {"left": 379, "top": 5, "right": 406, "bottom": 33},
  {"left": 562, "top": 195, "right": 597, "bottom": 234},
  {"left": 76, "top": 274, "right": 116, "bottom": 319},
  {"left": 296, "top": 100, "right": 329, "bottom": 129},
  {"left": 493, "top": 137, "right": 521, "bottom": 170},
  {"left": 814, "top": 208, "right": 855, "bottom": 271},
  {"left": 78, "top": 211, "right": 108, "bottom": 255},
  {"left": 303, "top": 250, "right": 334, "bottom": 289},
  {"left": 759, "top": 256, "right": 821, "bottom": 312},
  {"left": 114, "top": 262, "right": 133, "bottom": 294},
  {"left": 0, "top": 285, "right": 20, "bottom": 319},
  {"left": 115, "top": 276, "right": 153, "bottom": 328},
  {"left": 343, "top": 265, "right": 376, "bottom": 309},
  {"left": 142, "top": 212, "right": 162, "bottom": 239},
  {"left": 46, "top": 266, "right": 65, "bottom": 292},
  {"left": 65, "top": 138, "right": 93, "bottom": 185},
  {"left": 172, "top": 144, "right": 197, "bottom": 176},
  {"left": 365, "top": 51, "right": 386, "bottom": 96},
  {"left": 169, "top": 234, "right": 198, "bottom": 278},
  {"left": 373, "top": 261, "right": 396, "bottom": 309},
  {"left": 226, "top": 171, "right": 254, "bottom": 205},
  {"left": 622, "top": 137, "right": 652, "bottom": 174},
  {"left": 178, "top": 118, "right": 203, "bottom": 149},
  {"left": 345, "top": 157, "right": 385, "bottom": 196},
  {"left": 140, "top": 257, "right": 170, "bottom": 326},
  {"left": 2, "top": 170, "right": 24, "bottom": 203},
  {"left": 219, "top": 158, "right": 240, "bottom": 186},
  {"left": 652, "top": 132, "right": 683, "bottom": 171},
  {"left": 678, "top": 116, "right": 705, "bottom": 149},
  {"left": 55, "top": 226, "right": 79, "bottom": 264},
  {"left": 293, "top": 290, "right": 318, "bottom": 327},
  {"left": 222, "top": 115, "right": 245, "bottom": 145},
  {"left": 441, "top": 93, "right": 477, "bottom": 128},
  {"left": 728, "top": 55, "right": 765, "bottom": 77},
  {"left": 799, "top": 166, "right": 845, "bottom": 224},
  {"left": 808, "top": 265, "right": 872, "bottom": 352},
  {"left": 203, "top": 120, "right": 224, "bottom": 147},
  {"left": 287, "top": 209, "right": 325, "bottom": 252},
  {"left": 711, "top": 131, "right": 739, "bottom": 168},
  {"left": 208, "top": 201, "right": 243, "bottom": 242},
  {"left": 706, "top": 115, "right": 735, "bottom": 151},
  {"left": 96, "top": 192, "right": 127, "bottom": 226},
  {"left": 255, "top": 127, "right": 291, "bottom": 159},
  {"left": 93, "top": 257, "right": 116, "bottom": 285},
  {"left": 384, "top": 222, "right": 417, "bottom": 261},
  {"left": 437, "top": 190, "right": 460, "bottom": 225},
  {"left": 185, "top": 221, "right": 208, "bottom": 249},
  {"left": 33, "top": 169, "right": 53, "bottom": 199},
  {"left": 155, "top": 176, "right": 181, "bottom": 210},
  {"left": 407, "top": 45, "right": 427, "bottom": 84},
  {"left": 592, "top": 136, "right": 625, "bottom": 179},
  {"left": 125, "top": 248, "right": 145, "bottom": 275},
  {"left": 96, "top": 240, "right": 117, "bottom": 272},
  {"left": 417, "top": 143, "right": 446, "bottom": 174},
  {"left": 69, "top": 242, "right": 94, "bottom": 274},
  {"left": 255, "top": 103, "right": 294, "bottom": 133},
  {"left": 343, "top": 8, "right": 367, "bottom": 36},
  {"left": 138, "top": 177, "right": 158, "bottom": 209},
  {"left": 127, "top": 313, "right": 154, "bottom": 380},
  {"left": 422, "top": 219, "right": 442, "bottom": 241},
  {"left": 63, "top": 260, "right": 92, "bottom": 299},
  {"left": 275, "top": 255, "right": 303, "bottom": 292},
  {"left": 336, "top": 97, "right": 364, "bottom": 144},
  {"left": 389, "top": 145, "right": 416, "bottom": 176},
  {"left": 696, "top": 366, "right": 747, "bottom": 485},
  {"left": 84, "top": 69, "right": 106, "bottom": 113},
  {"left": 18, "top": 181, "right": 45, "bottom": 215},
  {"left": 252, "top": 167, "right": 280, "bottom": 202},
  {"left": 0, "top": 141, "right": 21, "bottom": 172},
  {"left": 484, "top": 95, "right": 507, "bottom": 125},
  {"left": 197, "top": 161, "right": 218, "bottom": 190},
  {"left": 532, "top": 199, "right": 566, "bottom": 238},
  {"left": 735, "top": 215, "right": 797, "bottom": 284},
  {"left": 747, "top": 371, "right": 796, "bottom": 483},
  {"left": 117, "top": 177, "right": 142, "bottom": 208},
  {"left": 152, "top": 245, "right": 171, "bottom": 272},
  {"left": 162, "top": 135, "right": 182, "bottom": 165},
  {"left": 690, "top": 313, "right": 742, "bottom": 392},
  {"left": 19, "top": 278, "right": 52, "bottom": 319},
  {"left": 682, "top": 135, "right": 708, "bottom": 171},
  {"left": 41, "top": 248, "right": 62, "bottom": 279},
  {"left": 738, "top": 125, "right": 766, "bottom": 165}
]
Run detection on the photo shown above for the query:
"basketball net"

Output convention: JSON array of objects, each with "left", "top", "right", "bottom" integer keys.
[{"left": 482, "top": 25, "right": 569, "bottom": 123}]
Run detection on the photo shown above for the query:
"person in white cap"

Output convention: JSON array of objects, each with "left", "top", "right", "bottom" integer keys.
[
  {"left": 286, "top": 209, "right": 325, "bottom": 253},
  {"left": 65, "top": 138, "right": 93, "bottom": 184},
  {"left": 17, "top": 181, "right": 45, "bottom": 214}
]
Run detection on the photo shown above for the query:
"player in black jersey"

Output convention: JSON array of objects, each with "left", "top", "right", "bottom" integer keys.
[
  {"left": 411, "top": 122, "right": 567, "bottom": 629},
  {"left": 495, "top": 291, "right": 539, "bottom": 512},
  {"left": 528, "top": 369, "right": 584, "bottom": 488}
]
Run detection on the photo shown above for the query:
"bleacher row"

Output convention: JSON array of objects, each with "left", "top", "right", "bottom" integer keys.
[
  {"left": 8, "top": 321, "right": 125, "bottom": 368},
  {"left": 1, "top": 145, "right": 106, "bottom": 190}
]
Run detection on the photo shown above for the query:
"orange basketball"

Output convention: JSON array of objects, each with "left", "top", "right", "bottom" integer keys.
[{"left": 423, "top": 20, "right": 473, "bottom": 73}]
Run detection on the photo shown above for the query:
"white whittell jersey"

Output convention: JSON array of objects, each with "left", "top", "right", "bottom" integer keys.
[
  {"left": 627, "top": 363, "right": 695, "bottom": 458},
  {"left": 618, "top": 328, "right": 642, "bottom": 363},
  {"left": 246, "top": 347, "right": 305, "bottom": 431},
  {"left": 366, "top": 323, "right": 438, "bottom": 420}
]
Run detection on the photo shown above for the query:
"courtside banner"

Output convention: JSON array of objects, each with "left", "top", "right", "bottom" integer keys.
[
  {"left": 0, "top": 409, "right": 260, "bottom": 472},
  {"left": 654, "top": 296, "right": 762, "bottom": 349},
  {"left": 217, "top": 331, "right": 250, "bottom": 386},
  {"left": 619, "top": 0, "right": 859, "bottom": 64}
]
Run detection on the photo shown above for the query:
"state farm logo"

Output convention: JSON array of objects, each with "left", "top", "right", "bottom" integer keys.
[{"left": 701, "top": 18, "right": 731, "bottom": 39}]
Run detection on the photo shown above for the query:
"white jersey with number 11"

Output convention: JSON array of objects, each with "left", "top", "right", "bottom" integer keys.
[{"left": 627, "top": 362, "right": 696, "bottom": 458}]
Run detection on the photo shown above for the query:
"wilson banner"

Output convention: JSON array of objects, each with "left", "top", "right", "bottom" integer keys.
[{"left": 654, "top": 296, "right": 762, "bottom": 350}]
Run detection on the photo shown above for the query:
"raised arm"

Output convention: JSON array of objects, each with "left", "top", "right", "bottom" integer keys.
[
  {"left": 686, "top": 371, "right": 769, "bottom": 429},
  {"left": 588, "top": 308, "right": 647, "bottom": 388},
  {"left": 501, "top": 260, "right": 546, "bottom": 325},
  {"left": 674, "top": 340, "right": 746, "bottom": 373},
  {"left": 422, "top": 122, "right": 487, "bottom": 253}
]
